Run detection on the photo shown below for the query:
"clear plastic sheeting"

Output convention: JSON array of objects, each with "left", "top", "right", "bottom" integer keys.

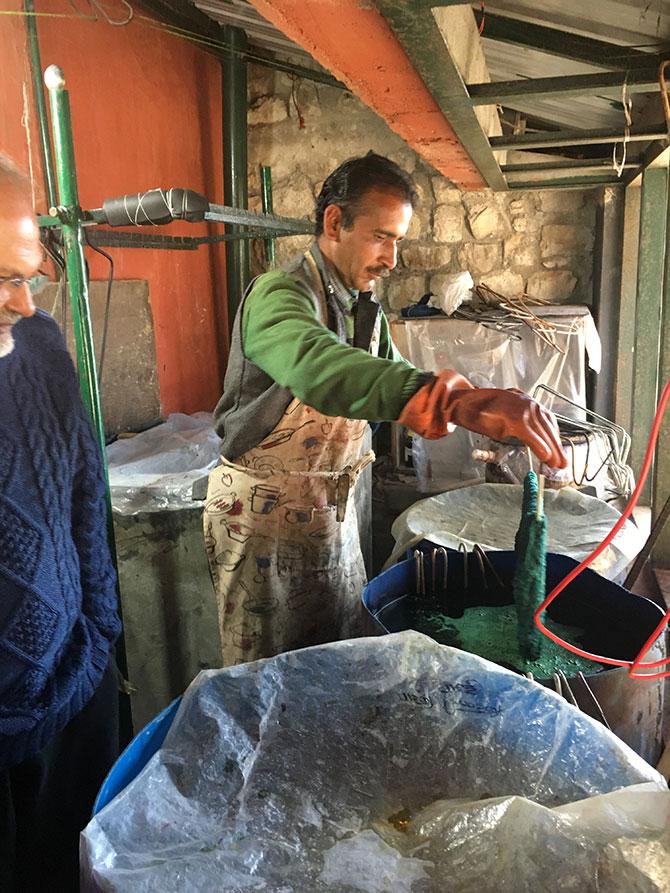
[
  {"left": 81, "top": 632, "right": 668, "bottom": 893},
  {"left": 107, "top": 413, "right": 221, "bottom": 514},
  {"left": 388, "top": 484, "right": 646, "bottom": 581},
  {"left": 392, "top": 308, "right": 600, "bottom": 490}
]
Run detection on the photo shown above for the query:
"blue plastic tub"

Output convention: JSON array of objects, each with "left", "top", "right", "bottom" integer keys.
[
  {"left": 362, "top": 545, "right": 666, "bottom": 763},
  {"left": 93, "top": 697, "right": 180, "bottom": 816}
]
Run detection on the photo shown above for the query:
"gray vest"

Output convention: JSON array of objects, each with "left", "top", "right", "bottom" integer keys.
[{"left": 214, "top": 244, "right": 381, "bottom": 460}]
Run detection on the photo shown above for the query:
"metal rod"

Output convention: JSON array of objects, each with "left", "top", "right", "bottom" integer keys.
[
  {"left": 45, "top": 66, "right": 102, "bottom": 439},
  {"left": 222, "top": 25, "right": 250, "bottom": 336},
  {"left": 503, "top": 160, "right": 636, "bottom": 175},
  {"left": 506, "top": 176, "right": 622, "bottom": 190},
  {"left": 23, "top": 0, "right": 57, "bottom": 208},
  {"left": 468, "top": 69, "right": 660, "bottom": 106},
  {"left": 205, "top": 204, "right": 310, "bottom": 233},
  {"left": 627, "top": 495, "right": 670, "bottom": 586},
  {"left": 491, "top": 126, "right": 668, "bottom": 151},
  {"left": 260, "top": 165, "right": 276, "bottom": 267},
  {"left": 414, "top": 550, "right": 425, "bottom": 597},
  {"left": 44, "top": 64, "right": 132, "bottom": 736}
]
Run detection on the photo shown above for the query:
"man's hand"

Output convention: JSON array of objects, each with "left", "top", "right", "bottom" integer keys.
[{"left": 398, "top": 371, "right": 568, "bottom": 469}]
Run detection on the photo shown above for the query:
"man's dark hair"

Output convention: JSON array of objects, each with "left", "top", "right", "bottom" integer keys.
[{"left": 314, "top": 152, "right": 418, "bottom": 236}]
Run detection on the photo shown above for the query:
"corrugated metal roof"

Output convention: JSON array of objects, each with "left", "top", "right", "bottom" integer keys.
[
  {"left": 479, "top": 1, "right": 669, "bottom": 135},
  {"left": 190, "top": 0, "right": 669, "bottom": 187},
  {"left": 192, "top": 0, "right": 318, "bottom": 65}
]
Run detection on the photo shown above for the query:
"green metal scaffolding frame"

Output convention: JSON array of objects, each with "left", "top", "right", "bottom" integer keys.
[{"left": 24, "top": 4, "right": 311, "bottom": 734}]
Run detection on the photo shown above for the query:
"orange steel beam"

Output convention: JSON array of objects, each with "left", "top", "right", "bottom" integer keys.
[{"left": 246, "top": 0, "right": 485, "bottom": 189}]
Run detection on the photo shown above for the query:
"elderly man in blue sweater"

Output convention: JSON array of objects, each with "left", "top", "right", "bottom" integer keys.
[{"left": 0, "top": 156, "right": 121, "bottom": 890}]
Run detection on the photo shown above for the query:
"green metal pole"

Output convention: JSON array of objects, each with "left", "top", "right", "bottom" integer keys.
[
  {"left": 44, "top": 66, "right": 103, "bottom": 444},
  {"left": 652, "top": 164, "right": 670, "bottom": 566},
  {"left": 44, "top": 65, "right": 133, "bottom": 737},
  {"left": 630, "top": 166, "right": 667, "bottom": 503},
  {"left": 222, "top": 25, "right": 250, "bottom": 334},
  {"left": 260, "top": 165, "right": 275, "bottom": 268},
  {"left": 24, "top": 0, "right": 57, "bottom": 209}
]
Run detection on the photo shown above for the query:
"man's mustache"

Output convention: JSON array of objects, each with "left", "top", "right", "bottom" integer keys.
[
  {"left": 0, "top": 310, "right": 21, "bottom": 326},
  {"left": 368, "top": 267, "right": 391, "bottom": 279}
]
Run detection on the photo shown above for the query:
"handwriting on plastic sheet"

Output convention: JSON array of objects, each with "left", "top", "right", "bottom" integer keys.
[{"left": 398, "top": 678, "right": 503, "bottom": 717}]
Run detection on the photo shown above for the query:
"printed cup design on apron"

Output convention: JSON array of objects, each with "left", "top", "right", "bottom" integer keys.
[
  {"left": 224, "top": 521, "right": 255, "bottom": 543},
  {"left": 284, "top": 506, "right": 314, "bottom": 525},
  {"left": 249, "top": 483, "right": 282, "bottom": 515},
  {"left": 215, "top": 549, "right": 246, "bottom": 572}
]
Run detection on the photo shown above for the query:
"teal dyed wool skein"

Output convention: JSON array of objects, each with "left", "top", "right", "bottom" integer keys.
[{"left": 513, "top": 470, "right": 547, "bottom": 660}]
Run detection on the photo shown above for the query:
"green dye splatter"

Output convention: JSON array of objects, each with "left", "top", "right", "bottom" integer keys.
[{"left": 413, "top": 604, "right": 605, "bottom": 678}]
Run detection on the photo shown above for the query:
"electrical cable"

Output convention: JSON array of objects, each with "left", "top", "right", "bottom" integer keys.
[
  {"left": 83, "top": 229, "right": 114, "bottom": 381},
  {"left": 535, "top": 379, "right": 670, "bottom": 679},
  {"left": 42, "top": 235, "right": 69, "bottom": 336}
]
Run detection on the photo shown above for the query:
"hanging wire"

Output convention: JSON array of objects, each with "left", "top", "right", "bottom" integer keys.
[
  {"left": 0, "top": 8, "right": 341, "bottom": 82},
  {"left": 42, "top": 234, "right": 69, "bottom": 336},
  {"left": 477, "top": 1, "right": 486, "bottom": 35},
  {"left": 83, "top": 229, "right": 114, "bottom": 381},
  {"left": 289, "top": 75, "right": 306, "bottom": 129},
  {"left": 612, "top": 77, "right": 632, "bottom": 177},
  {"left": 89, "top": 0, "right": 132, "bottom": 26},
  {"left": 67, "top": 0, "right": 97, "bottom": 20},
  {"left": 659, "top": 59, "right": 670, "bottom": 137},
  {"left": 67, "top": 0, "right": 132, "bottom": 25}
]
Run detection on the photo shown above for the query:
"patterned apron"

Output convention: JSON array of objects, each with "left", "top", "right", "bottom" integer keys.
[
  {"left": 204, "top": 401, "right": 374, "bottom": 665},
  {"left": 205, "top": 249, "right": 382, "bottom": 666}
]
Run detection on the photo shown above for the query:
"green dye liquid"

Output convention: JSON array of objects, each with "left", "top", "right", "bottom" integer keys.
[{"left": 413, "top": 604, "right": 605, "bottom": 678}]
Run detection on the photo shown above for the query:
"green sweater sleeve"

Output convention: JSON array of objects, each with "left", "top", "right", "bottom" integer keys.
[{"left": 242, "top": 271, "right": 424, "bottom": 421}]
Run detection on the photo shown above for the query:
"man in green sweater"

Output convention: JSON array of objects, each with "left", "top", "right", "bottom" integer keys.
[{"left": 206, "top": 153, "right": 566, "bottom": 666}]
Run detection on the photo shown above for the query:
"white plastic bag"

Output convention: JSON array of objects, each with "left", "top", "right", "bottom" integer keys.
[
  {"left": 82, "top": 632, "right": 668, "bottom": 892},
  {"left": 427, "top": 270, "right": 474, "bottom": 315}
]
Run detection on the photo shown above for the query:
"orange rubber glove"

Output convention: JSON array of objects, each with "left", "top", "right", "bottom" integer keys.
[{"left": 398, "top": 370, "right": 568, "bottom": 469}]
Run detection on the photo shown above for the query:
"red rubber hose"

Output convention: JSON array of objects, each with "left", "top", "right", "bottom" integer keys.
[{"left": 534, "top": 380, "right": 670, "bottom": 680}]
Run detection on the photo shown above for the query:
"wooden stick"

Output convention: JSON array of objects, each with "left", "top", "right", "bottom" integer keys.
[{"left": 536, "top": 474, "right": 545, "bottom": 520}]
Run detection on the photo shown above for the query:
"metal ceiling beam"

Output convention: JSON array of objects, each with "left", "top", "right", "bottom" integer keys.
[
  {"left": 374, "top": 0, "right": 506, "bottom": 189},
  {"left": 502, "top": 159, "right": 635, "bottom": 173},
  {"left": 469, "top": 69, "right": 660, "bottom": 106},
  {"left": 491, "top": 125, "right": 668, "bottom": 151},
  {"left": 508, "top": 175, "right": 622, "bottom": 189},
  {"left": 475, "top": 11, "right": 665, "bottom": 70}
]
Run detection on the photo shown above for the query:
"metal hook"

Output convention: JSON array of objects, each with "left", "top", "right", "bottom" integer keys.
[
  {"left": 413, "top": 549, "right": 425, "bottom": 598},
  {"left": 577, "top": 672, "right": 611, "bottom": 730},
  {"left": 472, "top": 543, "right": 506, "bottom": 592},
  {"left": 556, "top": 670, "right": 579, "bottom": 707},
  {"left": 458, "top": 542, "right": 468, "bottom": 590},
  {"left": 471, "top": 544, "right": 488, "bottom": 591},
  {"left": 436, "top": 546, "right": 448, "bottom": 595},
  {"left": 430, "top": 547, "right": 449, "bottom": 597}
]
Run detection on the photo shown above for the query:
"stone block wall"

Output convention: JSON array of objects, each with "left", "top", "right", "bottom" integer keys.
[{"left": 246, "top": 66, "right": 597, "bottom": 313}]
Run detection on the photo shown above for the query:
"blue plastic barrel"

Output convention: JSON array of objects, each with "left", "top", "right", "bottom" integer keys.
[{"left": 93, "top": 697, "right": 180, "bottom": 816}]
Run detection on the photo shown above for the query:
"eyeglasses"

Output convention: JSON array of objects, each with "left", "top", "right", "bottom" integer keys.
[{"left": 0, "top": 270, "right": 50, "bottom": 295}]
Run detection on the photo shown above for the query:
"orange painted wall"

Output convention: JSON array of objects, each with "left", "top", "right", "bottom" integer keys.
[{"left": 0, "top": 0, "right": 227, "bottom": 415}]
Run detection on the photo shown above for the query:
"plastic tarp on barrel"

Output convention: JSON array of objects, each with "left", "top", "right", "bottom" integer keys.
[
  {"left": 388, "top": 484, "right": 645, "bottom": 582},
  {"left": 82, "top": 633, "right": 669, "bottom": 891}
]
